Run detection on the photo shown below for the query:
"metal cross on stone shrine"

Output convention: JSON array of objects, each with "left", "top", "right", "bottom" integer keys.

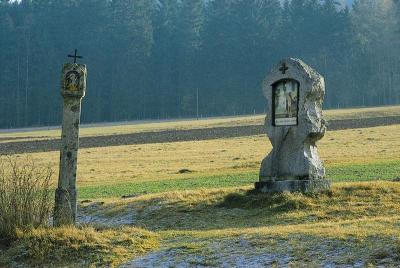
[
  {"left": 279, "top": 62, "right": 289, "bottom": 74},
  {"left": 68, "top": 49, "right": 83, "bottom": 63}
]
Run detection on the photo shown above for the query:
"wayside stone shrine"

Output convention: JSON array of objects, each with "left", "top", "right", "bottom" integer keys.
[{"left": 256, "top": 58, "right": 331, "bottom": 193}]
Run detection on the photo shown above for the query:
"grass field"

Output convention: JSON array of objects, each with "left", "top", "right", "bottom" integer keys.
[
  {"left": 78, "top": 160, "right": 400, "bottom": 200},
  {"left": 1, "top": 106, "right": 400, "bottom": 266},
  {"left": 8, "top": 123, "right": 400, "bottom": 199}
]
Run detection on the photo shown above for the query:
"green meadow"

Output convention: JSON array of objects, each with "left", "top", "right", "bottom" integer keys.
[{"left": 79, "top": 160, "right": 400, "bottom": 200}]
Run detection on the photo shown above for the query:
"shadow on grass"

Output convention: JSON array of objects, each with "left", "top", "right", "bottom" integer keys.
[
  {"left": 83, "top": 182, "right": 400, "bottom": 232},
  {"left": 217, "top": 189, "right": 331, "bottom": 212},
  {"left": 128, "top": 189, "right": 340, "bottom": 231}
]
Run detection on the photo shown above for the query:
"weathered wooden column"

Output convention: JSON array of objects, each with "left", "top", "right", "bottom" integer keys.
[{"left": 54, "top": 52, "right": 86, "bottom": 226}]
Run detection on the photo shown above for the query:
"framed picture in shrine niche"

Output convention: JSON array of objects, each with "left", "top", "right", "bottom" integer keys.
[
  {"left": 272, "top": 79, "right": 299, "bottom": 126},
  {"left": 65, "top": 70, "right": 80, "bottom": 92}
]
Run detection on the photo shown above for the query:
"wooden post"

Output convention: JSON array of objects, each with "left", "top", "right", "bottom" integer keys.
[{"left": 54, "top": 63, "right": 87, "bottom": 226}]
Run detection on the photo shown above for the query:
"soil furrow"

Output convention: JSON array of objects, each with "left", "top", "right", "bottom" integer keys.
[{"left": 1, "top": 116, "right": 399, "bottom": 155}]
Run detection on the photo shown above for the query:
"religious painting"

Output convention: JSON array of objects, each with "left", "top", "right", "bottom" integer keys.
[
  {"left": 65, "top": 71, "right": 80, "bottom": 92},
  {"left": 272, "top": 79, "right": 299, "bottom": 126}
]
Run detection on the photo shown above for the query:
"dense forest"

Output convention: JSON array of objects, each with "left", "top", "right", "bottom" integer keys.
[{"left": 0, "top": 0, "right": 399, "bottom": 128}]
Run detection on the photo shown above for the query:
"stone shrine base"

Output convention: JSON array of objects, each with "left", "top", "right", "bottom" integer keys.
[{"left": 255, "top": 179, "right": 331, "bottom": 194}]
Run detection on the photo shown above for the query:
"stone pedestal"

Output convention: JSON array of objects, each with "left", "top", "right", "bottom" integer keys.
[
  {"left": 54, "top": 63, "right": 87, "bottom": 226},
  {"left": 255, "top": 180, "right": 331, "bottom": 194},
  {"left": 256, "top": 58, "right": 330, "bottom": 193}
]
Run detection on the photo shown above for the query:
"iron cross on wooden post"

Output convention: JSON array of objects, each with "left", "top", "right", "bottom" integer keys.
[
  {"left": 279, "top": 62, "right": 289, "bottom": 74},
  {"left": 68, "top": 49, "right": 83, "bottom": 63}
]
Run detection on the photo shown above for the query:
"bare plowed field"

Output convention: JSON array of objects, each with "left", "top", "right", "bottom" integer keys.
[{"left": 1, "top": 116, "right": 400, "bottom": 155}]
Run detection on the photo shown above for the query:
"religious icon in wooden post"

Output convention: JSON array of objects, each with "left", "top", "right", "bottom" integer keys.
[
  {"left": 54, "top": 50, "right": 86, "bottom": 227},
  {"left": 65, "top": 71, "right": 80, "bottom": 92},
  {"left": 256, "top": 58, "right": 330, "bottom": 193}
]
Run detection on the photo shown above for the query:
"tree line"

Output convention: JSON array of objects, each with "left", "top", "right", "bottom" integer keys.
[{"left": 0, "top": 0, "right": 399, "bottom": 128}]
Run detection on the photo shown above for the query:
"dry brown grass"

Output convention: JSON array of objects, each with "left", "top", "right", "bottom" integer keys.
[
  {"left": 0, "top": 156, "right": 53, "bottom": 241},
  {"left": 0, "top": 226, "right": 159, "bottom": 267},
  {"left": 11, "top": 124, "right": 400, "bottom": 187}
]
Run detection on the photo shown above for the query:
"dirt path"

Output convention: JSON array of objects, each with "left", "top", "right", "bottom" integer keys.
[{"left": 1, "top": 116, "right": 400, "bottom": 155}]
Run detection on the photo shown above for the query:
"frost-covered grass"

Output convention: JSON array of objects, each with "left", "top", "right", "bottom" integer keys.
[
  {"left": 87, "top": 181, "right": 400, "bottom": 233},
  {"left": 82, "top": 181, "right": 400, "bottom": 266}
]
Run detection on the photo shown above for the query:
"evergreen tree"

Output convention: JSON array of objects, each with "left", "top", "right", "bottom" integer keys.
[{"left": 0, "top": 0, "right": 399, "bottom": 128}]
